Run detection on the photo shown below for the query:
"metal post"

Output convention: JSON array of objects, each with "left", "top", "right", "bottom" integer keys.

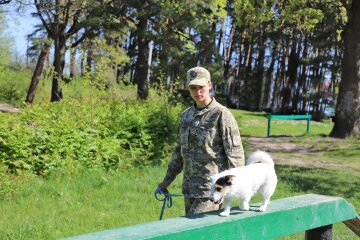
[
  {"left": 267, "top": 115, "right": 272, "bottom": 137},
  {"left": 306, "top": 118, "right": 310, "bottom": 133}
]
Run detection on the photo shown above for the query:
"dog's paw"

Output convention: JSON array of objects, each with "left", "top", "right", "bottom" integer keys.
[
  {"left": 239, "top": 201, "right": 250, "bottom": 211},
  {"left": 219, "top": 211, "right": 230, "bottom": 217},
  {"left": 258, "top": 206, "right": 267, "bottom": 212},
  {"left": 239, "top": 204, "right": 250, "bottom": 211}
]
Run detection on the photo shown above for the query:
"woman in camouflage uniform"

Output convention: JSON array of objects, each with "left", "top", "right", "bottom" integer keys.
[{"left": 158, "top": 67, "right": 245, "bottom": 216}]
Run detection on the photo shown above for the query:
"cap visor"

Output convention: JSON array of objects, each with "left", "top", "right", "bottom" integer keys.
[{"left": 188, "top": 78, "right": 208, "bottom": 86}]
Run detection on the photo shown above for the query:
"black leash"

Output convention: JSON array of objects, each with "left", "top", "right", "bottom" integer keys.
[{"left": 154, "top": 188, "right": 184, "bottom": 220}]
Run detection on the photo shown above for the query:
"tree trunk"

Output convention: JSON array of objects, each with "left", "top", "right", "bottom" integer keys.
[
  {"left": 330, "top": 0, "right": 360, "bottom": 137},
  {"left": 279, "top": 39, "right": 290, "bottom": 113},
  {"left": 253, "top": 27, "right": 266, "bottom": 111},
  {"left": 288, "top": 38, "right": 301, "bottom": 112},
  {"left": 51, "top": 31, "right": 66, "bottom": 102},
  {"left": 284, "top": 38, "right": 299, "bottom": 113},
  {"left": 69, "top": 35, "right": 77, "bottom": 78},
  {"left": 80, "top": 48, "right": 85, "bottom": 76},
  {"left": 198, "top": 21, "right": 216, "bottom": 65},
  {"left": 133, "top": 17, "right": 150, "bottom": 100},
  {"left": 85, "top": 47, "right": 94, "bottom": 72},
  {"left": 223, "top": 21, "right": 236, "bottom": 81},
  {"left": 243, "top": 31, "right": 254, "bottom": 110},
  {"left": 50, "top": 0, "right": 66, "bottom": 102},
  {"left": 263, "top": 41, "right": 280, "bottom": 110},
  {"left": 298, "top": 38, "right": 309, "bottom": 113},
  {"left": 25, "top": 38, "right": 52, "bottom": 104}
]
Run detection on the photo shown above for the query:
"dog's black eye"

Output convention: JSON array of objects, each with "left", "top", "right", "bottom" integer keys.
[{"left": 216, "top": 187, "right": 222, "bottom": 192}]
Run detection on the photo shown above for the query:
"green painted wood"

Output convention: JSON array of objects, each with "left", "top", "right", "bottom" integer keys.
[
  {"left": 267, "top": 114, "right": 312, "bottom": 137},
  {"left": 268, "top": 115, "right": 312, "bottom": 120},
  {"left": 61, "top": 194, "right": 358, "bottom": 240},
  {"left": 267, "top": 116, "right": 272, "bottom": 137}
]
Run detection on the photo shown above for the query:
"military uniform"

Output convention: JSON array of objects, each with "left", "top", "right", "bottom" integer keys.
[{"left": 162, "top": 98, "right": 245, "bottom": 215}]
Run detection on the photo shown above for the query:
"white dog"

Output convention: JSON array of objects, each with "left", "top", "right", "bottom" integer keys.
[{"left": 209, "top": 150, "right": 277, "bottom": 217}]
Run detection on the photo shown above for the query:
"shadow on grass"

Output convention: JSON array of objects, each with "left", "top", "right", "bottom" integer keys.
[{"left": 276, "top": 165, "right": 359, "bottom": 200}]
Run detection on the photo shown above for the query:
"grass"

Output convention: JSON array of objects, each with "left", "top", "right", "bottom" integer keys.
[
  {"left": 0, "top": 68, "right": 32, "bottom": 106},
  {"left": 231, "top": 109, "right": 334, "bottom": 137},
  {"left": 275, "top": 166, "right": 360, "bottom": 240},
  {"left": 0, "top": 167, "right": 184, "bottom": 240},
  {"left": 0, "top": 107, "right": 359, "bottom": 239},
  {"left": 0, "top": 164, "right": 359, "bottom": 239},
  {"left": 292, "top": 136, "right": 360, "bottom": 164}
]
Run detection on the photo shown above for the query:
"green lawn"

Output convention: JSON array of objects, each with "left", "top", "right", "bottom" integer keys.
[
  {"left": 231, "top": 109, "right": 334, "bottom": 137},
  {"left": 0, "top": 164, "right": 358, "bottom": 239},
  {"left": 0, "top": 109, "right": 359, "bottom": 239}
]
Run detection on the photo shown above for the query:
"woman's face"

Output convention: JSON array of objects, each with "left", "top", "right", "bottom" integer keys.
[{"left": 189, "top": 82, "right": 212, "bottom": 107}]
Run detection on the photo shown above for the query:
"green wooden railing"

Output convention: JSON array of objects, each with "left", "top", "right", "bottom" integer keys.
[
  {"left": 267, "top": 114, "right": 312, "bottom": 137},
  {"left": 62, "top": 194, "right": 360, "bottom": 240}
]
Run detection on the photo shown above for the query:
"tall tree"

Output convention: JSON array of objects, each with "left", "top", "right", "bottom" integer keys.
[
  {"left": 34, "top": 0, "right": 106, "bottom": 102},
  {"left": 35, "top": 0, "right": 92, "bottom": 101},
  {"left": 133, "top": 15, "right": 150, "bottom": 100},
  {"left": 330, "top": 0, "right": 360, "bottom": 138},
  {"left": 25, "top": 37, "right": 52, "bottom": 104}
]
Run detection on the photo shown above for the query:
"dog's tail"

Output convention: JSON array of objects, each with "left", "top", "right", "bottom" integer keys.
[{"left": 246, "top": 150, "right": 274, "bottom": 166}]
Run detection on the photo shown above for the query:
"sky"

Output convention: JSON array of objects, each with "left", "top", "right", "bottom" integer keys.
[
  {"left": 3, "top": 3, "right": 40, "bottom": 60},
  {"left": 2, "top": 3, "right": 76, "bottom": 74}
]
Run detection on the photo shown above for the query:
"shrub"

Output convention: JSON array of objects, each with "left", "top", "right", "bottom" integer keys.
[
  {"left": 0, "top": 85, "right": 183, "bottom": 176},
  {"left": 0, "top": 68, "right": 32, "bottom": 106}
]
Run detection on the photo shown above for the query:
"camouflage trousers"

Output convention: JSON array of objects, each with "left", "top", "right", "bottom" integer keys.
[{"left": 184, "top": 197, "right": 220, "bottom": 216}]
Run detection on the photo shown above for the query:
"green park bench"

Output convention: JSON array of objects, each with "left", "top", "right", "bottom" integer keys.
[
  {"left": 62, "top": 194, "right": 360, "bottom": 240},
  {"left": 267, "top": 114, "right": 312, "bottom": 137}
]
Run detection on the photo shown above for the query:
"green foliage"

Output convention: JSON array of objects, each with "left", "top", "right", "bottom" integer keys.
[
  {"left": 0, "top": 95, "right": 359, "bottom": 239},
  {"left": 234, "top": 0, "right": 274, "bottom": 28},
  {"left": 234, "top": 0, "right": 324, "bottom": 34},
  {"left": 0, "top": 163, "right": 359, "bottom": 239},
  {"left": 0, "top": 68, "right": 32, "bottom": 105},
  {"left": 0, "top": 84, "right": 183, "bottom": 176},
  {"left": 282, "top": 0, "right": 324, "bottom": 32},
  {"left": 0, "top": 10, "right": 11, "bottom": 66},
  {"left": 91, "top": 38, "right": 130, "bottom": 89}
]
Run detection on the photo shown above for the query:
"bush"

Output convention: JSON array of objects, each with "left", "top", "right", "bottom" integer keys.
[
  {"left": 0, "top": 68, "right": 32, "bottom": 106},
  {"left": 0, "top": 85, "right": 183, "bottom": 176}
]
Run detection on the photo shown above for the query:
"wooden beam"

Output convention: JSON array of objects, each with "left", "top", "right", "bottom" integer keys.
[
  {"left": 268, "top": 115, "right": 312, "bottom": 120},
  {"left": 343, "top": 216, "right": 360, "bottom": 237},
  {"left": 61, "top": 194, "right": 358, "bottom": 240}
]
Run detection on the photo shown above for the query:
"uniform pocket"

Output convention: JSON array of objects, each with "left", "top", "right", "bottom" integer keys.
[{"left": 231, "top": 132, "right": 241, "bottom": 147}]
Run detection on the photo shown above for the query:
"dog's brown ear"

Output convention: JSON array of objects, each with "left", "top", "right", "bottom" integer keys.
[{"left": 225, "top": 175, "right": 235, "bottom": 185}]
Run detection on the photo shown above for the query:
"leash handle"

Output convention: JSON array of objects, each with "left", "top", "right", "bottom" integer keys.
[{"left": 154, "top": 188, "right": 173, "bottom": 220}]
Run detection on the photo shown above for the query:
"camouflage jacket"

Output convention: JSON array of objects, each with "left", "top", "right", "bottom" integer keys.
[{"left": 163, "top": 98, "right": 245, "bottom": 198}]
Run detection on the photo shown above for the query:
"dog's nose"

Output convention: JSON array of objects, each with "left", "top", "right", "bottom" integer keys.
[{"left": 209, "top": 196, "right": 214, "bottom": 202}]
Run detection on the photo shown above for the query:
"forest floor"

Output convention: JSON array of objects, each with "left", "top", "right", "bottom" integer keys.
[
  {"left": 247, "top": 136, "right": 356, "bottom": 170},
  {"left": 0, "top": 103, "right": 21, "bottom": 113}
]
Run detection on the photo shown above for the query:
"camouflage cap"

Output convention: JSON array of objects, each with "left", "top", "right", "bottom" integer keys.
[{"left": 186, "top": 67, "right": 211, "bottom": 87}]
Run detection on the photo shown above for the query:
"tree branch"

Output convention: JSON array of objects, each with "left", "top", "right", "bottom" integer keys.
[{"left": 0, "top": 0, "right": 11, "bottom": 4}]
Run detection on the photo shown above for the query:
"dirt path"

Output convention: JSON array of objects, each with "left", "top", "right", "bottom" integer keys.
[
  {"left": 246, "top": 136, "right": 348, "bottom": 169},
  {"left": 0, "top": 103, "right": 21, "bottom": 113}
]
